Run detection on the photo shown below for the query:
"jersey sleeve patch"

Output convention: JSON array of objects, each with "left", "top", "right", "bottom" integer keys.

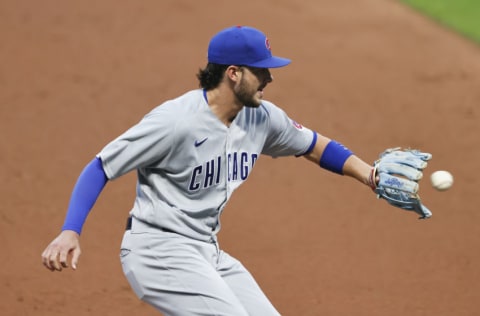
[{"left": 292, "top": 120, "right": 303, "bottom": 129}]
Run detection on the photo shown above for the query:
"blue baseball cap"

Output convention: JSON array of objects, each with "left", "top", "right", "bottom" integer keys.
[{"left": 207, "top": 26, "right": 291, "bottom": 68}]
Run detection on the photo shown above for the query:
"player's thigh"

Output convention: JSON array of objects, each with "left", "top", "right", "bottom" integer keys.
[
  {"left": 120, "top": 231, "right": 249, "bottom": 316},
  {"left": 218, "top": 251, "right": 281, "bottom": 316}
]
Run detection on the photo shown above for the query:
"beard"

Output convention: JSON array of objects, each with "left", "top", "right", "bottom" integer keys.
[{"left": 233, "top": 76, "right": 262, "bottom": 108}]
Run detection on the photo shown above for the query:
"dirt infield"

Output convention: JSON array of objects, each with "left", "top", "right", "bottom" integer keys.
[{"left": 2, "top": 0, "right": 480, "bottom": 315}]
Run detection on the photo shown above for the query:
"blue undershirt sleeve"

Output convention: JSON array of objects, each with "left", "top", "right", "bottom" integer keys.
[{"left": 61, "top": 157, "right": 108, "bottom": 234}]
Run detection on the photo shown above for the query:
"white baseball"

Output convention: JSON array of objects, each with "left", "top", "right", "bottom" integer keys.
[{"left": 430, "top": 170, "right": 454, "bottom": 191}]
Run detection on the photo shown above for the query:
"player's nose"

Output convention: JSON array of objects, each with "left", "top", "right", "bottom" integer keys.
[
  {"left": 263, "top": 70, "right": 273, "bottom": 84},
  {"left": 258, "top": 68, "right": 273, "bottom": 84},
  {"left": 267, "top": 73, "right": 273, "bottom": 83},
  {"left": 266, "top": 69, "right": 273, "bottom": 83}
]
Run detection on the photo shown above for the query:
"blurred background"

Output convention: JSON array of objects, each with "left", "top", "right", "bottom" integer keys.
[{"left": 1, "top": 0, "right": 479, "bottom": 315}]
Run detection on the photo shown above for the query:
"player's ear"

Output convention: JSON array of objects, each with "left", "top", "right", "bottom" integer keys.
[{"left": 225, "top": 65, "right": 242, "bottom": 82}]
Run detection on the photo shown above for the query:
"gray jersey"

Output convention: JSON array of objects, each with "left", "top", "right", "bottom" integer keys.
[{"left": 98, "top": 89, "right": 316, "bottom": 241}]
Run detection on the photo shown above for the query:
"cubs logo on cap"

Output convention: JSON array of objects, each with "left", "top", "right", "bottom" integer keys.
[
  {"left": 265, "top": 38, "right": 271, "bottom": 51},
  {"left": 207, "top": 26, "right": 291, "bottom": 68}
]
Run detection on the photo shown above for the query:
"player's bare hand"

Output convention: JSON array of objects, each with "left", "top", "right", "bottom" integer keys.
[{"left": 41, "top": 230, "right": 81, "bottom": 272}]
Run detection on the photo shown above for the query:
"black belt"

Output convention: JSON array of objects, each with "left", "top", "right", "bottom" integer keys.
[
  {"left": 125, "top": 216, "right": 174, "bottom": 233},
  {"left": 125, "top": 216, "right": 133, "bottom": 230}
]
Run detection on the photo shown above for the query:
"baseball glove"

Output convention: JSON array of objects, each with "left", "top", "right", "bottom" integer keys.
[{"left": 370, "top": 147, "right": 432, "bottom": 219}]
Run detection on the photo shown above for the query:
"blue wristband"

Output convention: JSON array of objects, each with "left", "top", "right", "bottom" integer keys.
[
  {"left": 62, "top": 157, "right": 108, "bottom": 234},
  {"left": 319, "top": 140, "right": 353, "bottom": 175}
]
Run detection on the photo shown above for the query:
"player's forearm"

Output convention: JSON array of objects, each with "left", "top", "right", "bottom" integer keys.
[
  {"left": 304, "top": 134, "right": 374, "bottom": 188},
  {"left": 61, "top": 157, "right": 109, "bottom": 234},
  {"left": 342, "top": 155, "right": 375, "bottom": 187}
]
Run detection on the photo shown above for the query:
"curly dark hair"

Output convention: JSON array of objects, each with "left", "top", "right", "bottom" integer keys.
[{"left": 196, "top": 63, "right": 229, "bottom": 90}]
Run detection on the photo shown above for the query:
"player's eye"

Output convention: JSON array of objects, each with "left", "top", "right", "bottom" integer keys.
[{"left": 241, "top": 66, "right": 270, "bottom": 80}]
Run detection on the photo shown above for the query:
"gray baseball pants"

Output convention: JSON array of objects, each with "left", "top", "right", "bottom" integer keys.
[{"left": 120, "top": 217, "right": 281, "bottom": 316}]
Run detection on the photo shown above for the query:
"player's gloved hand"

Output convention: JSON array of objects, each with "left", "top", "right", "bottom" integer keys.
[{"left": 369, "top": 147, "right": 433, "bottom": 219}]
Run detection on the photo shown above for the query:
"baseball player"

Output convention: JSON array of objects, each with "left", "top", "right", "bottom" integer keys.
[{"left": 42, "top": 26, "right": 432, "bottom": 315}]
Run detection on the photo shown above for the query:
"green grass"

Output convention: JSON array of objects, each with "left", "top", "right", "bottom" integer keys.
[{"left": 400, "top": 0, "right": 480, "bottom": 43}]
